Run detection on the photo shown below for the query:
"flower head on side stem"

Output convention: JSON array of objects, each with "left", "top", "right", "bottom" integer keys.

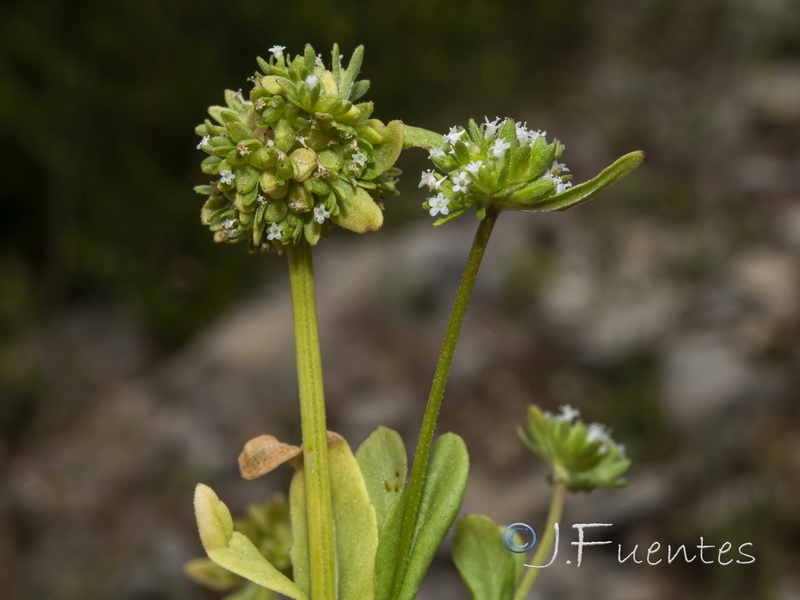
[{"left": 420, "top": 117, "right": 644, "bottom": 225}]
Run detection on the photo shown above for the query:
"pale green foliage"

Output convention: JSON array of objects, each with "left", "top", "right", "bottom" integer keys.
[{"left": 453, "top": 514, "right": 526, "bottom": 600}]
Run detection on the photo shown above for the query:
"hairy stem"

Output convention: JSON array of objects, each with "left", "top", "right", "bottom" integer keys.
[
  {"left": 513, "top": 480, "right": 568, "bottom": 600},
  {"left": 393, "top": 207, "right": 500, "bottom": 593},
  {"left": 287, "top": 242, "right": 335, "bottom": 600}
]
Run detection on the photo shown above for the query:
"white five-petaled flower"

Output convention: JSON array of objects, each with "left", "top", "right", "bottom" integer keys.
[
  {"left": 444, "top": 126, "right": 466, "bottom": 145},
  {"left": 429, "top": 147, "right": 446, "bottom": 160},
  {"left": 452, "top": 171, "right": 471, "bottom": 193},
  {"left": 269, "top": 45, "right": 285, "bottom": 60},
  {"left": 257, "top": 195, "right": 267, "bottom": 205},
  {"left": 587, "top": 423, "right": 610, "bottom": 443},
  {"left": 238, "top": 145, "right": 251, "bottom": 156},
  {"left": 419, "top": 169, "right": 441, "bottom": 190},
  {"left": 351, "top": 151, "right": 367, "bottom": 167},
  {"left": 254, "top": 98, "right": 266, "bottom": 110},
  {"left": 266, "top": 223, "right": 282, "bottom": 241},
  {"left": 313, "top": 205, "right": 331, "bottom": 224},
  {"left": 557, "top": 404, "right": 580, "bottom": 423},
  {"left": 305, "top": 74, "right": 319, "bottom": 88},
  {"left": 197, "top": 135, "right": 210, "bottom": 150},
  {"left": 484, "top": 116, "right": 501, "bottom": 139},
  {"left": 491, "top": 138, "right": 511, "bottom": 158},
  {"left": 219, "top": 170, "right": 235, "bottom": 185},
  {"left": 221, "top": 218, "right": 237, "bottom": 229},
  {"left": 427, "top": 192, "right": 450, "bottom": 217},
  {"left": 465, "top": 160, "right": 483, "bottom": 176},
  {"left": 550, "top": 161, "right": 570, "bottom": 174}
]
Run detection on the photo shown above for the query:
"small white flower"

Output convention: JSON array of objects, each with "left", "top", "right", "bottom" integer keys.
[
  {"left": 444, "top": 126, "right": 466, "bottom": 145},
  {"left": 257, "top": 195, "right": 267, "bottom": 205},
  {"left": 313, "top": 205, "right": 331, "bottom": 224},
  {"left": 238, "top": 145, "right": 251, "bottom": 156},
  {"left": 465, "top": 160, "right": 483, "bottom": 176},
  {"left": 196, "top": 135, "right": 210, "bottom": 150},
  {"left": 269, "top": 45, "right": 285, "bottom": 60},
  {"left": 427, "top": 192, "right": 450, "bottom": 217},
  {"left": 491, "top": 138, "right": 511, "bottom": 158},
  {"left": 305, "top": 74, "right": 319, "bottom": 88},
  {"left": 556, "top": 180, "right": 573, "bottom": 194},
  {"left": 315, "top": 54, "right": 325, "bottom": 68},
  {"left": 550, "top": 161, "right": 570, "bottom": 174},
  {"left": 351, "top": 151, "right": 368, "bottom": 167},
  {"left": 221, "top": 218, "right": 237, "bottom": 229},
  {"left": 483, "top": 116, "right": 501, "bottom": 139},
  {"left": 419, "top": 169, "right": 441, "bottom": 190},
  {"left": 429, "top": 147, "right": 446, "bottom": 160},
  {"left": 266, "top": 223, "right": 282, "bottom": 241},
  {"left": 530, "top": 129, "right": 546, "bottom": 143},
  {"left": 587, "top": 423, "right": 610, "bottom": 443},
  {"left": 219, "top": 170, "right": 235, "bottom": 185},
  {"left": 557, "top": 404, "right": 580, "bottom": 423},
  {"left": 515, "top": 121, "right": 533, "bottom": 145},
  {"left": 452, "top": 171, "right": 471, "bottom": 193},
  {"left": 254, "top": 98, "right": 266, "bottom": 110}
]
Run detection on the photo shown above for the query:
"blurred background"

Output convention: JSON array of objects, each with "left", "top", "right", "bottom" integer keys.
[{"left": 1, "top": 0, "right": 799, "bottom": 598}]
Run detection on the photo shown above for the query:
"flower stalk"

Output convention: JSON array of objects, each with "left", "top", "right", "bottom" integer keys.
[
  {"left": 513, "top": 479, "right": 567, "bottom": 600},
  {"left": 393, "top": 205, "right": 500, "bottom": 593},
  {"left": 287, "top": 241, "right": 335, "bottom": 600}
]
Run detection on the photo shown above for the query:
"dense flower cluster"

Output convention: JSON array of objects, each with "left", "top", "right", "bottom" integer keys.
[
  {"left": 519, "top": 404, "right": 631, "bottom": 492},
  {"left": 194, "top": 44, "right": 404, "bottom": 252},
  {"left": 419, "top": 117, "right": 573, "bottom": 224}
]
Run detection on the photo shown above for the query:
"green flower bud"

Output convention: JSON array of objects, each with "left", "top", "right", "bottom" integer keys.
[
  {"left": 194, "top": 44, "right": 404, "bottom": 252},
  {"left": 418, "top": 117, "right": 643, "bottom": 226},
  {"left": 518, "top": 405, "right": 631, "bottom": 492}
]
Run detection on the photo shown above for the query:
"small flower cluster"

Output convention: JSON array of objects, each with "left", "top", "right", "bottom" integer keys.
[
  {"left": 194, "top": 44, "right": 404, "bottom": 252},
  {"left": 519, "top": 404, "right": 630, "bottom": 492},
  {"left": 419, "top": 117, "right": 573, "bottom": 224}
]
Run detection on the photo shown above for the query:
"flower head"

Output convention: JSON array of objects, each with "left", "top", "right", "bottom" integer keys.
[
  {"left": 419, "top": 169, "right": 442, "bottom": 190},
  {"left": 417, "top": 116, "right": 643, "bottom": 225},
  {"left": 195, "top": 44, "right": 404, "bottom": 252}
]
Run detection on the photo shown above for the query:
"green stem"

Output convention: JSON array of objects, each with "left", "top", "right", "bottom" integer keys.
[
  {"left": 393, "top": 206, "right": 500, "bottom": 593},
  {"left": 513, "top": 480, "right": 568, "bottom": 600},
  {"left": 287, "top": 242, "right": 335, "bottom": 600}
]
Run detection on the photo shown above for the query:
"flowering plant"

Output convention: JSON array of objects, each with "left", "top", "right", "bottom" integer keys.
[{"left": 187, "top": 43, "right": 642, "bottom": 600}]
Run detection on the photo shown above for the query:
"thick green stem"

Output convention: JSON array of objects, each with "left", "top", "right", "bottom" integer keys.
[
  {"left": 393, "top": 207, "right": 500, "bottom": 593},
  {"left": 513, "top": 480, "right": 568, "bottom": 600},
  {"left": 287, "top": 242, "right": 335, "bottom": 600}
]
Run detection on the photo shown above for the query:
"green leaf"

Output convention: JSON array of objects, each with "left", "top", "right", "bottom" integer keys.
[
  {"left": 350, "top": 79, "right": 371, "bottom": 101},
  {"left": 356, "top": 427, "right": 407, "bottom": 530},
  {"left": 394, "top": 433, "right": 470, "bottom": 600},
  {"left": 366, "top": 120, "right": 403, "bottom": 179},
  {"left": 193, "top": 485, "right": 308, "bottom": 600},
  {"left": 290, "top": 438, "right": 379, "bottom": 600},
  {"left": 331, "top": 186, "right": 383, "bottom": 233},
  {"left": 402, "top": 125, "right": 445, "bottom": 150},
  {"left": 340, "top": 45, "right": 365, "bottom": 98},
  {"left": 453, "top": 515, "right": 523, "bottom": 600},
  {"left": 521, "top": 151, "right": 645, "bottom": 213}
]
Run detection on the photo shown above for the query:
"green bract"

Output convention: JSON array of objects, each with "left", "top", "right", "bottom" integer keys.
[
  {"left": 518, "top": 405, "right": 631, "bottom": 492},
  {"left": 194, "top": 44, "right": 404, "bottom": 252},
  {"left": 418, "top": 117, "right": 644, "bottom": 225}
]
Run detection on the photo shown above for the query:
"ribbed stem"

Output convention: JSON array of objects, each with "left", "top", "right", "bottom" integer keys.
[{"left": 287, "top": 242, "right": 335, "bottom": 600}]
